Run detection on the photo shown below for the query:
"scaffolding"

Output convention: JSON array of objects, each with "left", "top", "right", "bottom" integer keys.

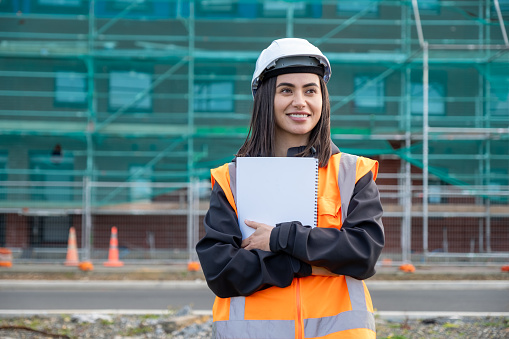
[{"left": 0, "top": 0, "right": 508, "bottom": 264}]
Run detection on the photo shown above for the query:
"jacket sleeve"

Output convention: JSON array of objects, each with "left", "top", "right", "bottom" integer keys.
[
  {"left": 196, "top": 182, "right": 312, "bottom": 298},
  {"left": 269, "top": 171, "right": 384, "bottom": 280}
]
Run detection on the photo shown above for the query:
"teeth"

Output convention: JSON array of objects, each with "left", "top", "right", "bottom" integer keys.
[{"left": 288, "top": 114, "right": 309, "bottom": 117}]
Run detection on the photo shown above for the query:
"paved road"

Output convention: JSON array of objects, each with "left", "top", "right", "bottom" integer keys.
[{"left": 0, "top": 280, "right": 508, "bottom": 314}]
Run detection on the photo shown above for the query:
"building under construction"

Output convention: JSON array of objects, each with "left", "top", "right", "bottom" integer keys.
[{"left": 0, "top": 0, "right": 508, "bottom": 265}]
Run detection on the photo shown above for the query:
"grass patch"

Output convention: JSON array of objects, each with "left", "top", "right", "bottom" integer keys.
[
  {"left": 443, "top": 322, "right": 461, "bottom": 329},
  {"left": 123, "top": 325, "right": 153, "bottom": 336},
  {"left": 100, "top": 319, "right": 114, "bottom": 326},
  {"left": 58, "top": 327, "right": 73, "bottom": 338},
  {"left": 141, "top": 314, "right": 160, "bottom": 320}
]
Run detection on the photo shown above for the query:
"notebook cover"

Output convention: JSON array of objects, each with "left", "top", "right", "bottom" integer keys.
[{"left": 236, "top": 157, "right": 318, "bottom": 240}]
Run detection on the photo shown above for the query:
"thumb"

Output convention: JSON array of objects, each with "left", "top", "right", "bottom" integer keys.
[{"left": 244, "top": 220, "right": 259, "bottom": 229}]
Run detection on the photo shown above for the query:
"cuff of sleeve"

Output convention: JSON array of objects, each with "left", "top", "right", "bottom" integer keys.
[
  {"left": 296, "top": 262, "right": 312, "bottom": 277},
  {"left": 269, "top": 226, "right": 280, "bottom": 252},
  {"left": 270, "top": 221, "right": 294, "bottom": 252}
]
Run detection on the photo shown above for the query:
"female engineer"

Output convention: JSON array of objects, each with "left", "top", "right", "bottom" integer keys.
[{"left": 196, "top": 38, "right": 385, "bottom": 339}]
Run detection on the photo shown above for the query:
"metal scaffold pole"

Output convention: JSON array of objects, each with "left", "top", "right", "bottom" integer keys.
[
  {"left": 187, "top": 180, "right": 195, "bottom": 262},
  {"left": 422, "top": 41, "right": 429, "bottom": 260},
  {"left": 286, "top": 2, "right": 294, "bottom": 38},
  {"left": 82, "top": 177, "right": 92, "bottom": 261},
  {"left": 412, "top": 0, "right": 429, "bottom": 262},
  {"left": 187, "top": 0, "right": 196, "bottom": 263},
  {"left": 401, "top": 1, "right": 412, "bottom": 264},
  {"left": 402, "top": 64, "right": 412, "bottom": 263},
  {"left": 82, "top": 0, "right": 97, "bottom": 262}
]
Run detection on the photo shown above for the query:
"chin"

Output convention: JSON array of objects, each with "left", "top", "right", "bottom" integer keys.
[{"left": 290, "top": 128, "right": 313, "bottom": 135}]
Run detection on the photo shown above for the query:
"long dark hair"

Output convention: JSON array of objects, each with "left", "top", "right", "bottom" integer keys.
[{"left": 237, "top": 76, "right": 332, "bottom": 167}]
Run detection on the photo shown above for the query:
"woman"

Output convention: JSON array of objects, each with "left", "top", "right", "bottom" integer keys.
[{"left": 196, "top": 38, "right": 384, "bottom": 339}]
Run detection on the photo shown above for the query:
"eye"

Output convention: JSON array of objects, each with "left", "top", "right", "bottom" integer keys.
[
  {"left": 306, "top": 88, "right": 318, "bottom": 94},
  {"left": 279, "top": 87, "right": 292, "bottom": 94}
]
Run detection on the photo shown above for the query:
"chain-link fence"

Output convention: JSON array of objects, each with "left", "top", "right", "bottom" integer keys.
[
  {"left": 1, "top": 176, "right": 508, "bottom": 266},
  {"left": 378, "top": 172, "right": 509, "bottom": 265},
  {"left": 1, "top": 180, "right": 208, "bottom": 264}
]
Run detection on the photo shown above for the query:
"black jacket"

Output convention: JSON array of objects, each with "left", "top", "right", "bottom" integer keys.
[{"left": 196, "top": 143, "right": 384, "bottom": 298}]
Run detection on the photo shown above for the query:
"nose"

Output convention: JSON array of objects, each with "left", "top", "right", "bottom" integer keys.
[{"left": 292, "top": 91, "right": 306, "bottom": 108}]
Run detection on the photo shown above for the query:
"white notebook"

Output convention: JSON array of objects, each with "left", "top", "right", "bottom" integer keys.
[{"left": 236, "top": 157, "right": 319, "bottom": 240}]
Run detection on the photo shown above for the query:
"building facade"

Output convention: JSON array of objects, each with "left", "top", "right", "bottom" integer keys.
[{"left": 0, "top": 0, "right": 508, "bottom": 263}]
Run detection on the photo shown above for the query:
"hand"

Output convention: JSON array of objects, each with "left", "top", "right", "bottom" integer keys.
[
  {"left": 241, "top": 220, "right": 273, "bottom": 252},
  {"left": 311, "top": 266, "right": 339, "bottom": 277}
]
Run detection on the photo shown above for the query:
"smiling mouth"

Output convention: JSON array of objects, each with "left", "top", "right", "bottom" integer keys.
[{"left": 287, "top": 113, "right": 310, "bottom": 118}]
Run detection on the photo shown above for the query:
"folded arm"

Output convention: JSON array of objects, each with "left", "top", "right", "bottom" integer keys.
[
  {"left": 269, "top": 171, "right": 385, "bottom": 280},
  {"left": 196, "top": 182, "right": 312, "bottom": 298}
]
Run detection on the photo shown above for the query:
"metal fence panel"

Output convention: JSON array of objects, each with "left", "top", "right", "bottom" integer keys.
[{"left": 1, "top": 178, "right": 508, "bottom": 265}]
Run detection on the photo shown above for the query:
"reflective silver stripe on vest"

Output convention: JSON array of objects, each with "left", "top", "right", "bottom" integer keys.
[
  {"left": 214, "top": 296, "right": 296, "bottom": 339},
  {"left": 345, "top": 276, "right": 367, "bottom": 311},
  {"left": 304, "top": 310, "right": 375, "bottom": 337},
  {"left": 304, "top": 277, "right": 375, "bottom": 337},
  {"left": 230, "top": 296, "right": 245, "bottom": 320},
  {"left": 228, "top": 162, "right": 237, "bottom": 206},
  {"left": 214, "top": 320, "right": 295, "bottom": 339},
  {"left": 338, "top": 153, "right": 358, "bottom": 224}
]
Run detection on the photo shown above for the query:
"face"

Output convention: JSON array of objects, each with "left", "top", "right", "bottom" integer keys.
[{"left": 273, "top": 73, "right": 322, "bottom": 146}]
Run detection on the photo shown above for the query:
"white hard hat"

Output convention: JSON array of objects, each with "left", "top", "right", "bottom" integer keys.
[{"left": 251, "top": 38, "right": 331, "bottom": 97}]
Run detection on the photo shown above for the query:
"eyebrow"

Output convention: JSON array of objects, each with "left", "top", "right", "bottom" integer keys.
[{"left": 276, "top": 82, "right": 319, "bottom": 88}]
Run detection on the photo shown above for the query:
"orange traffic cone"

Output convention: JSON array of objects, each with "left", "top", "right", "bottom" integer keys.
[
  {"left": 187, "top": 261, "right": 200, "bottom": 272},
  {"left": 104, "top": 226, "right": 123, "bottom": 267},
  {"left": 0, "top": 248, "right": 12, "bottom": 268},
  {"left": 64, "top": 227, "right": 79, "bottom": 266},
  {"left": 399, "top": 263, "right": 416, "bottom": 273},
  {"left": 79, "top": 261, "right": 94, "bottom": 271}
]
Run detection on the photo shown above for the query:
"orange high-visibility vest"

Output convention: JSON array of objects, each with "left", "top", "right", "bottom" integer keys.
[{"left": 210, "top": 152, "right": 378, "bottom": 339}]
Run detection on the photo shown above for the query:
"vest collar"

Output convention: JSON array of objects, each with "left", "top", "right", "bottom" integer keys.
[
  {"left": 286, "top": 141, "right": 340, "bottom": 158},
  {"left": 286, "top": 145, "right": 313, "bottom": 157},
  {"left": 236, "top": 141, "right": 340, "bottom": 161}
]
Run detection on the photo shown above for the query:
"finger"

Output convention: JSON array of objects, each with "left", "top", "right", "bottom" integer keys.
[
  {"left": 241, "top": 238, "right": 249, "bottom": 248},
  {"left": 243, "top": 241, "right": 254, "bottom": 251},
  {"left": 244, "top": 219, "right": 259, "bottom": 229}
]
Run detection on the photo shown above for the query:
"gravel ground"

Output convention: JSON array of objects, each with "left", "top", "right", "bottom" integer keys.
[
  {"left": 2, "top": 266, "right": 507, "bottom": 337},
  {"left": 0, "top": 310, "right": 507, "bottom": 339}
]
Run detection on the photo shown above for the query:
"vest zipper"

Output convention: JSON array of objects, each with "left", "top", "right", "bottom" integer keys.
[{"left": 296, "top": 278, "right": 303, "bottom": 339}]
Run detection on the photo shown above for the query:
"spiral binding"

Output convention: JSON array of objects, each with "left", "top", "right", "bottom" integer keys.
[{"left": 313, "top": 158, "right": 318, "bottom": 227}]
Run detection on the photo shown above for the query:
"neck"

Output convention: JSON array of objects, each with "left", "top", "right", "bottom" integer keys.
[{"left": 274, "top": 134, "right": 310, "bottom": 157}]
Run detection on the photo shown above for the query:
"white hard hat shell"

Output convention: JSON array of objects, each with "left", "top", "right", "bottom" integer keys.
[{"left": 251, "top": 38, "right": 331, "bottom": 97}]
